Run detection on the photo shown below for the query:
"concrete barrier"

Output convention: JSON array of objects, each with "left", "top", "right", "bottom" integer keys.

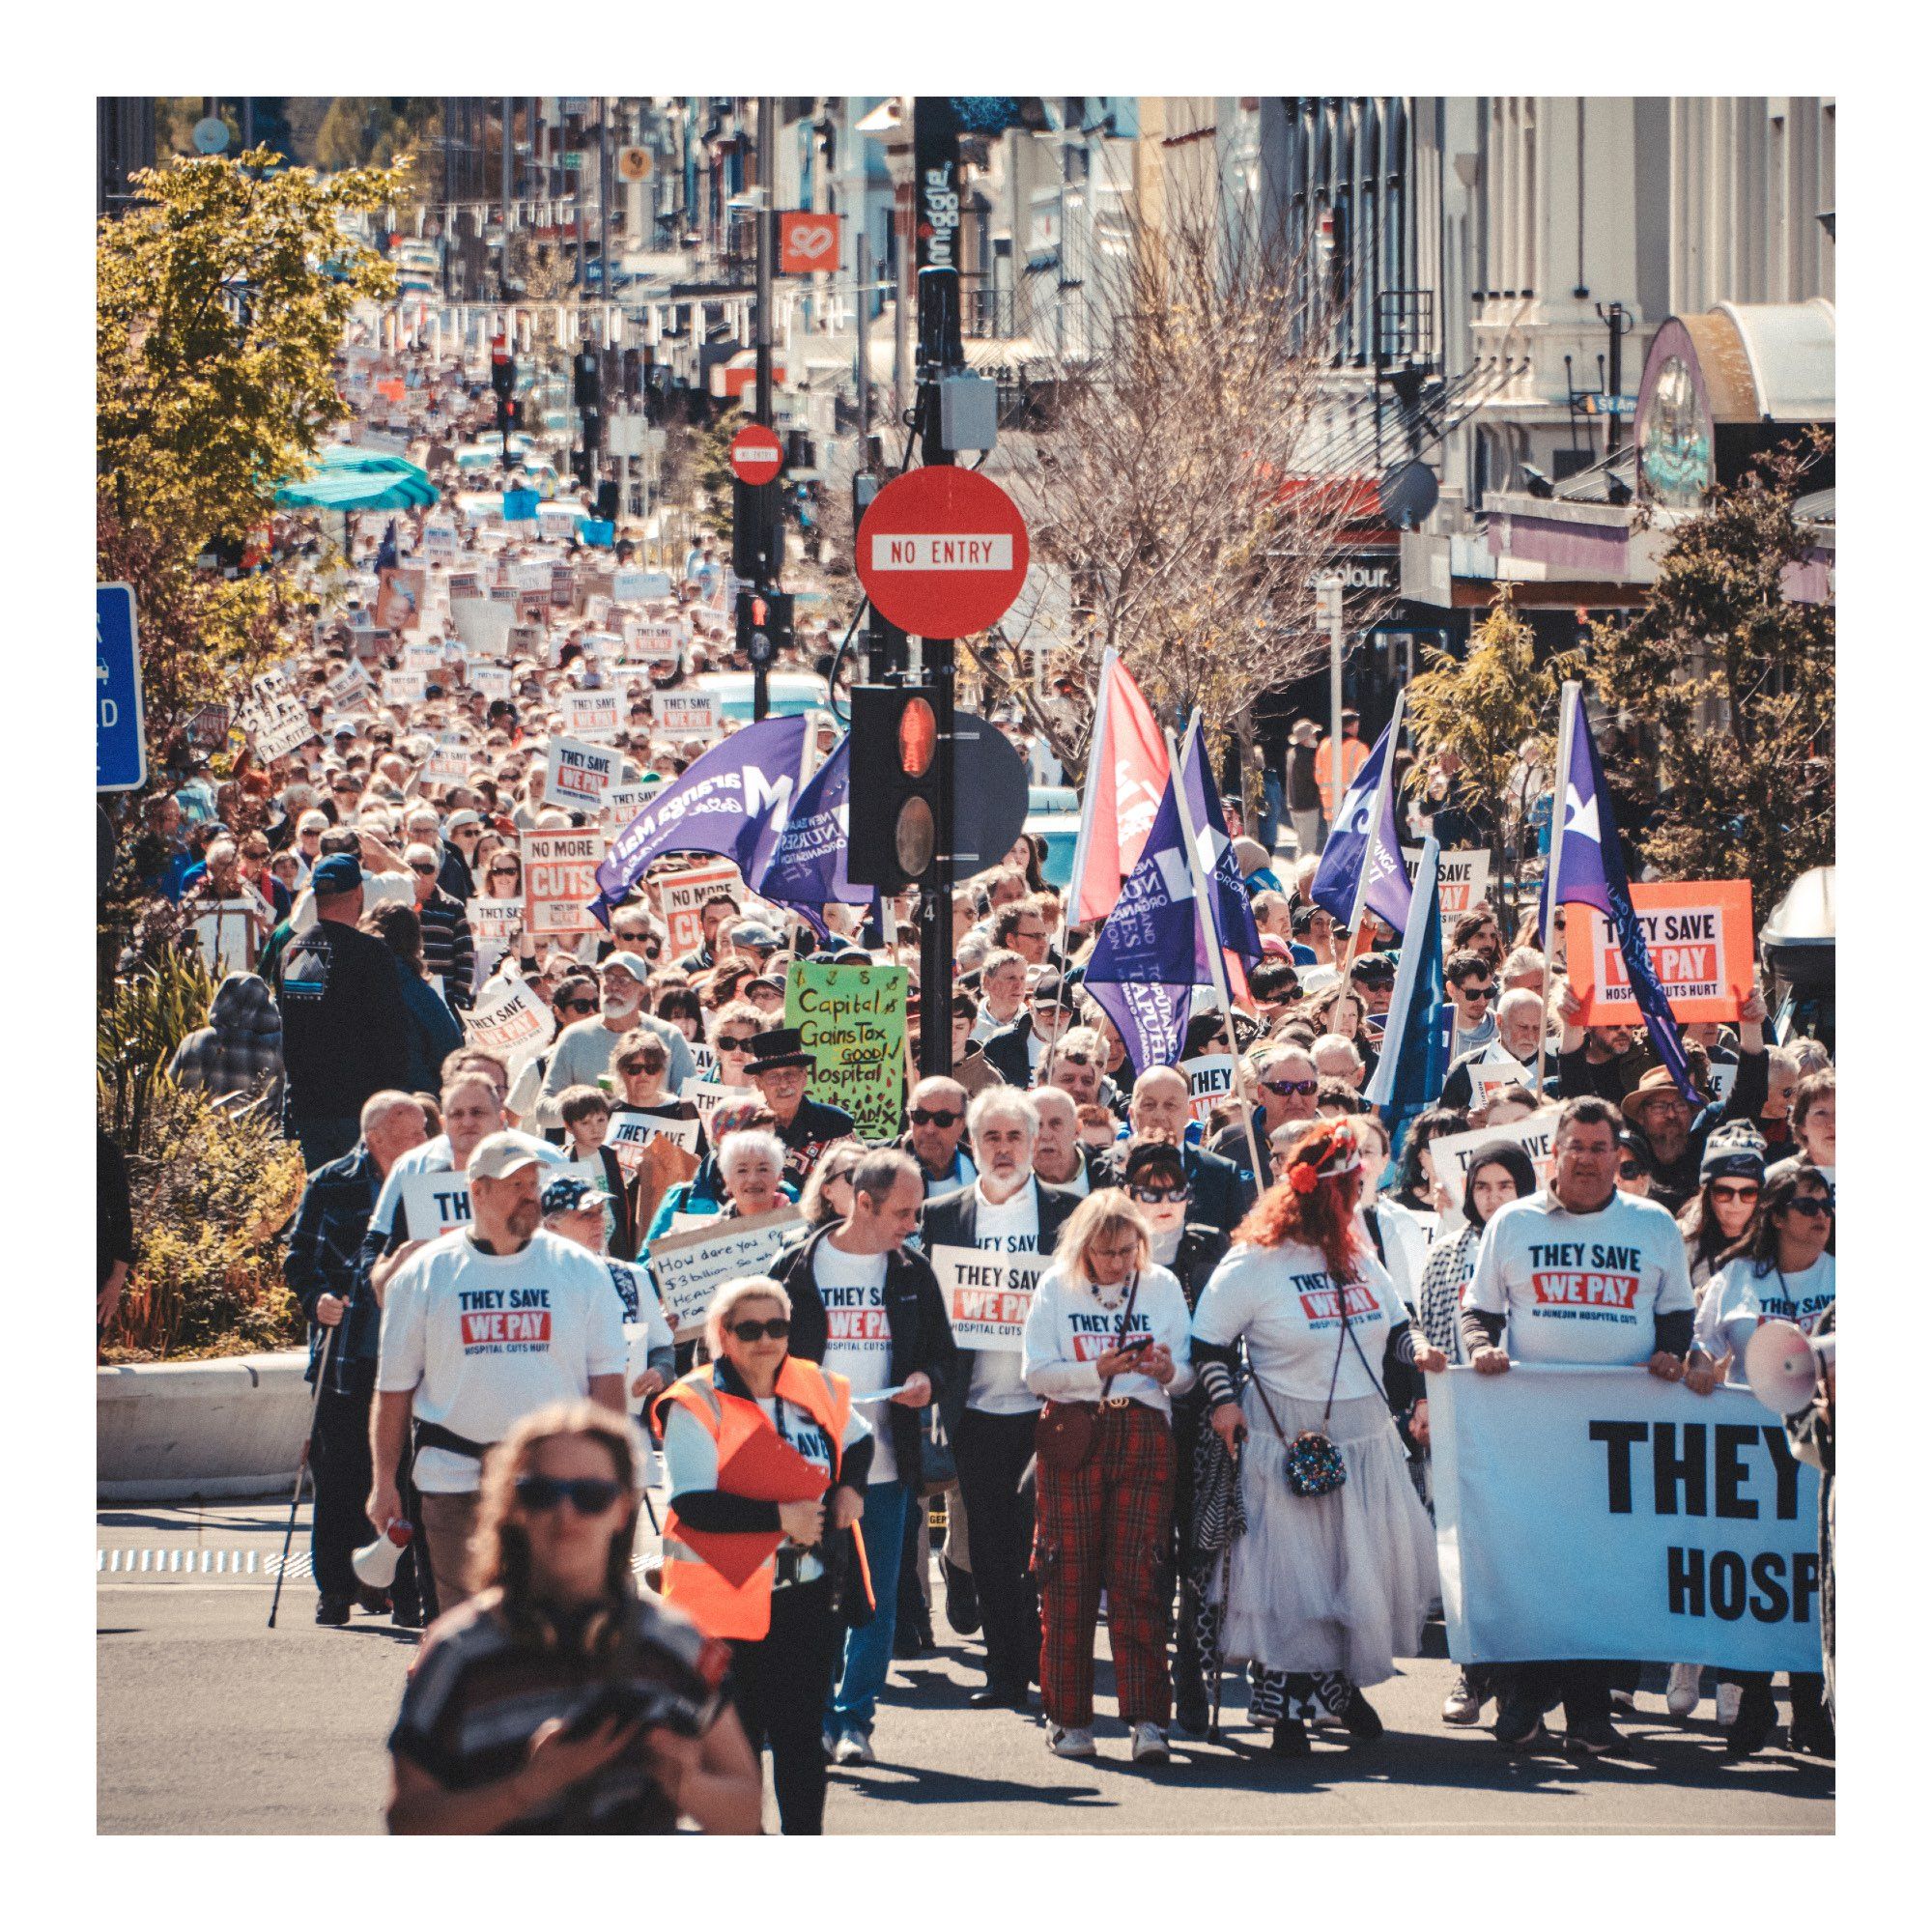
[{"left": 98, "top": 1350, "right": 314, "bottom": 1503}]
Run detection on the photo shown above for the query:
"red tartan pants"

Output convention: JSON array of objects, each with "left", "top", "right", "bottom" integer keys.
[{"left": 1033, "top": 1400, "right": 1175, "bottom": 1729}]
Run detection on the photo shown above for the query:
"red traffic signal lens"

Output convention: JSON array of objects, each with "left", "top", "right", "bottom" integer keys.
[
  {"left": 895, "top": 797, "right": 936, "bottom": 877},
  {"left": 898, "top": 697, "right": 937, "bottom": 778}
]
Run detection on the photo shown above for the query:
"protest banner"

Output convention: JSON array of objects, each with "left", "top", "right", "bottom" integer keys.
[
  {"left": 422, "top": 746, "right": 470, "bottom": 787},
  {"left": 399, "top": 1169, "right": 474, "bottom": 1240},
  {"left": 622, "top": 620, "right": 684, "bottom": 667},
  {"left": 466, "top": 896, "right": 525, "bottom": 951},
  {"left": 1180, "top": 1054, "right": 1236, "bottom": 1126},
  {"left": 324, "top": 660, "right": 369, "bottom": 708},
  {"left": 383, "top": 668, "right": 428, "bottom": 707},
  {"left": 1428, "top": 1109, "right": 1562, "bottom": 1213},
  {"left": 423, "top": 521, "right": 457, "bottom": 558},
  {"left": 446, "top": 568, "right": 482, "bottom": 601},
  {"left": 542, "top": 734, "right": 617, "bottom": 813},
  {"left": 402, "top": 639, "right": 443, "bottom": 673},
  {"left": 653, "top": 690, "right": 719, "bottom": 737},
  {"left": 655, "top": 862, "right": 745, "bottom": 957},
  {"left": 603, "top": 777, "right": 663, "bottom": 829},
  {"left": 604, "top": 1108, "right": 703, "bottom": 1180},
  {"left": 612, "top": 568, "right": 674, "bottom": 602},
  {"left": 551, "top": 561, "right": 579, "bottom": 610},
  {"left": 927, "top": 1244, "right": 1042, "bottom": 1352},
  {"left": 644, "top": 1209, "right": 805, "bottom": 1339},
  {"left": 1708, "top": 1062, "right": 1739, "bottom": 1104},
  {"left": 683, "top": 1080, "right": 744, "bottom": 1136},
  {"left": 507, "top": 623, "right": 546, "bottom": 661},
  {"left": 1570, "top": 880, "right": 1755, "bottom": 1026},
  {"left": 468, "top": 661, "right": 512, "bottom": 702},
  {"left": 490, "top": 583, "right": 520, "bottom": 605},
  {"left": 464, "top": 973, "right": 554, "bottom": 1065},
  {"left": 239, "top": 700, "right": 314, "bottom": 762},
  {"left": 510, "top": 561, "right": 554, "bottom": 592},
  {"left": 1402, "top": 846, "right": 1493, "bottom": 923},
  {"left": 189, "top": 898, "right": 269, "bottom": 973},
  {"left": 523, "top": 828, "right": 603, "bottom": 937},
  {"left": 1431, "top": 1365, "right": 1824, "bottom": 1673},
  {"left": 563, "top": 688, "right": 622, "bottom": 739},
  {"left": 784, "top": 961, "right": 909, "bottom": 1141}
]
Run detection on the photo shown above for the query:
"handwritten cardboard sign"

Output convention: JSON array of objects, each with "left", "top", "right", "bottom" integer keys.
[
  {"left": 643, "top": 1209, "right": 805, "bottom": 1340},
  {"left": 784, "top": 961, "right": 908, "bottom": 1141}
]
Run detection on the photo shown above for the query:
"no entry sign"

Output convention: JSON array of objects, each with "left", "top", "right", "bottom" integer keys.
[
  {"left": 727, "top": 423, "right": 784, "bottom": 486},
  {"left": 857, "top": 466, "right": 1029, "bottom": 639}
]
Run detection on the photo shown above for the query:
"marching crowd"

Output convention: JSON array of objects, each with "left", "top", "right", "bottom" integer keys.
[{"left": 99, "top": 315, "right": 1836, "bottom": 1836}]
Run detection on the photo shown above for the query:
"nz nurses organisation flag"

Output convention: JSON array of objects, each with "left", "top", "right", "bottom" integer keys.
[
  {"left": 1365, "top": 837, "right": 1451, "bottom": 1158},
  {"left": 1310, "top": 715, "right": 1413, "bottom": 937},
  {"left": 591, "top": 715, "right": 807, "bottom": 927},
  {"left": 756, "top": 733, "right": 872, "bottom": 939}
]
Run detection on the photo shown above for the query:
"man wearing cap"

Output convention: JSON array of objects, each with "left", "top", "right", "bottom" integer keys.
[
  {"left": 368, "top": 1132, "right": 629, "bottom": 1619},
  {"left": 745, "top": 1027, "right": 857, "bottom": 1188},
  {"left": 538, "top": 951, "right": 696, "bottom": 1125},
  {"left": 981, "top": 976, "right": 1075, "bottom": 1089},
  {"left": 274, "top": 853, "right": 412, "bottom": 1169},
  {"left": 725, "top": 919, "right": 784, "bottom": 974}
]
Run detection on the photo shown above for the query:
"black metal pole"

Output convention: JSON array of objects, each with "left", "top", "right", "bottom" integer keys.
[{"left": 753, "top": 97, "right": 777, "bottom": 724}]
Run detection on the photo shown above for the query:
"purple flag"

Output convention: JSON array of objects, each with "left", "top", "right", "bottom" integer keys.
[
  {"left": 1540, "top": 690, "right": 1696, "bottom": 1101},
  {"left": 1311, "top": 719, "right": 1412, "bottom": 936},
  {"left": 590, "top": 715, "right": 807, "bottom": 926},
  {"left": 1179, "top": 725, "right": 1265, "bottom": 974},
  {"left": 755, "top": 734, "right": 871, "bottom": 939}
]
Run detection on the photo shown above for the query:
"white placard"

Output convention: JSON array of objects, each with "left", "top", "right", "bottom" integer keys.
[
  {"left": 542, "top": 734, "right": 617, "bottom": 812},
  {"left": 1180, "top": 1054, "right": 1236, "bottom": 1125},
  {"left": 928, "top": 1243, "right": 1042, "bottom": 1353},
  {"left": 604, "top": 1109, "right": 702, "bottom": 1179},
  {"left": 652, "top": 690, "right": 719, "bottom": 737},
  {"left": 399, "top": 1169, "right": 473, "bottom": 1239},
  {"left": 1402, "top": 846, "right": 1493, "bottom": 923},
  {"left": 1427, "top": 1109, "right": 1563, "bottom": 1214},
  {"left": 563, "top": 688, "right": 622, "bottom": 739},
  {"left": 464, "top": 974, "right": 555, "bottom": 1063},
  {"left": 643, "top": 1209, "right": 805, "bottom": 1339},
  {"left": 450, "top": 598, "right": 516, "bottom": 654},
  {"left": 469, "top": 661, "right": 513, "bottom": 702}
]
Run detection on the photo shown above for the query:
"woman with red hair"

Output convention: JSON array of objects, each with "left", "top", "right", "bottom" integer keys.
[{"left": 1189, "top": 1120, "right": 1446, "bottom": 1756}]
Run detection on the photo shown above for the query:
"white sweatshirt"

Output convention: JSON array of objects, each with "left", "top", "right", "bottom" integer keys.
[{"left": 1021, "top": 1262, "right": 1196, "bottom": 1418}]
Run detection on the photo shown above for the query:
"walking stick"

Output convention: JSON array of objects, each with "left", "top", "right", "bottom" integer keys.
[
  {"left": 1208, "top": 1436, "right": 1240, "bottom": 1745},
  {"left": 268, "top": 1321, "right": 337, "bottom": 1631}
]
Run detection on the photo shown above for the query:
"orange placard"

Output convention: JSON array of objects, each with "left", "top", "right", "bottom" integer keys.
[
  {"left": 1569, "top": 880, "right": 1755, "bottom": 1024},
  {"left": 779, "top": 210, "right": 841, "bottom": 273}
]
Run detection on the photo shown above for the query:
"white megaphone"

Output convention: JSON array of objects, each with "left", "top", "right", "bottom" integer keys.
[
  {"left": 353, "top": 1520, "right": 414, "bottom": 1589},
  {"left": 1745, "top": 1321, "right": 1833, "bottom": 1417}
]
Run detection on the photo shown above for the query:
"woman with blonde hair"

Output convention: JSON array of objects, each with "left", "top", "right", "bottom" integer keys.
[
  {"left": 1021, "top": 1187, "right": 1195, "bottom": 1764},
  {"left": 384, "top": 1401, "right": 760, "bottom": 1834}
]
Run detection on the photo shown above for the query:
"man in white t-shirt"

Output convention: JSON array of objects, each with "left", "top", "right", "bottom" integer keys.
[
  {"left": 1460, "top": 1095, "right": 1696, "bottom": 1757},
  {"left": 367, "top": 1133, "right": 627, "bottom": 1619}
]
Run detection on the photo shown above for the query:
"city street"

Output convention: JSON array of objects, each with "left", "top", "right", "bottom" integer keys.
[{"left": 98, "top": 1502, "right": 1833, "bottom": 1835}]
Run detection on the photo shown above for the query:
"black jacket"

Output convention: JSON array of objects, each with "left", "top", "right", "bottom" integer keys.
[
  {"left": 274, "top": 918, "right": 412, "bottom": 1121},
  {"left": 980, "top": 1016, "right": 1040, "bottom": 1089},
  {"left": 1098, "top": 1138, "right": 1251, "bottom": 1234},
  {"left": 775, "top": 1095, "right": 858, "bottom": 1187},
  {"left": 769, "top": 1225, "right": 959, "bottom": 1486},
  {"left": 919, "top": 1177, "right": 1083, "bottom": 1436},
  {"left": 282, "top": 1142, "right": 384, "bottom": 1394}
]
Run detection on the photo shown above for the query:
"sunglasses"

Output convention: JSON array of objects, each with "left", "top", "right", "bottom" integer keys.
[
  {"left": 557, "top": 997, "right": 597, "bottom": 1015},
  {"left": 1457, "top": 983, "right": 1497, "bottom": 1002},
  {"left": 716, "top": 1036, "right": 756, "bottom": 1053},
  {"left": 489, "top": 868, "right": 519, "bottom": 881},
  {"left": 824, "top": 1166, "right": 858, "bottom": 1186},
  {"left": 910, "top": 1107, "right": 961, "bottom": 1127},
  {"left": 1780, "top": 1196, "right": 1832, "bottom": 1221},
  {"left": 410, "top": 862, "right": 439, "bottom": 875},
  {"left": 1264, "top": 1078, "right": 1319, "bottom": 1096},
  {"left": 1129, "top": 1184, "right": 1188, "bottom": 1205},
  {"left": 728, "top": 1317, "right": 791, "bottom": 1342},
  {"left": 515, "top": 1474, "right": 622, "bottom": 1515},
  {"left": 1709, "top": 1181, "right": 1761, "bottom": 1204},
  {"left": 617, "top": 1060, "right": 663, "bottom": 1077},
  {"left": 1618, "top": 1162, "right": 1644, "bottom": 1180}
]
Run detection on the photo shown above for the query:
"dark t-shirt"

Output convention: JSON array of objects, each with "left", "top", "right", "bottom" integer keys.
[
  {"left": 776, "top": 1095, "right": 857, "bottom": 1187},
  {"left": 276, "top": 917, "right": 412, "bottom": 1118},
  {"left": 388, "top": 1589, "right": 732, "bottom": 1834},
  {"left": 1287, "top": 744, "right": 1321, "bottom": 813}
]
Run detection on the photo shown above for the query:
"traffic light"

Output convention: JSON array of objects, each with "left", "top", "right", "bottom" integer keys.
[
  {"left": 736, "top": 589, "right": 793, "bottom": 668},
  {"left": 731, "top": 476, "right": 785, "bottom": 583},
  {"left": 490, "top": 338, "right": 516, "bottom": 399},
  {"left": 847, "top": 683, "right": 943, "bottom": 891},
  {"left": 573, "top": 346, "right": 602, "bottom": 411}
]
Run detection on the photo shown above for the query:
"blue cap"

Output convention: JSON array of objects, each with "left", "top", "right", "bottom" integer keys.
[
  {"left": 310, "top": 853, "right": 363, "bottom": 896},
  {"left": 541, "top": 1174, "right": 616, "bottom": 1215}
]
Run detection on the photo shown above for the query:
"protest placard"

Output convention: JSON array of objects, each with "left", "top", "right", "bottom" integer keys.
[
  {"left": 468, "top": 662, "right": 512, "bottom": 702},
  {"left": 784, "top": 961, "right": 909, "bottom": 1141},
  {"left": 542, "top": 734, "right": 617, "bottom": 813},
  {"left": 1570, "top": 880, "right": 1755, "bottom": 1025},
  {"left": 399, "top": 1169, "right": 474, "bottom": 1239},
  {"left": 507, "top": 624, "right": 546, "bottom": 661},
  {"left": 1432, "top": 1365, "right": 1823, "bottom": 1673},
  {"left": 1180, "top": 1055, "right": 1236, "bottom": 1126},
  {"left": 927, "top": 1243, "right": 1042, "bottom": 1352},
  {"left": 403, "top": 639, "right": 444, "bottom": 673},
  {"left": 612, "top": 568, "right": 674, "bottom": 603},
  {"left": 446, "top": 568, "right": 482, "bottom": 601},
  {"left": 653, "top": 689, "right": 719, "bottom": 737},
  {"left": 1402, "top": 846, "right": 1493, "bottom": 923},
  {"left": 1463, "top": 1041, "right": 1532, "bottom": 1109},
  {"left": 563, "top": 689, "right": 622, "bottom": 739},
  {"left": 656, "top": 862, "right": 744, "bottom": 957},
  {"left": 551, "top": 562, "right": 579, "bottom": 610},
  {"left": 1707, "top": 1061, "right": 1739, "bottom": 1104},
  {"left": 604, "top": 1108, "right": 703, "bottom": 1179},
  {"left": 376, "top": 568, "right": 423, "bottom": 634},
  {"left": 603, "top": 777, "right": 663, "bottom": 829},
  {"left": 643, "top": 1209, "right": 805, "bottom": 1340},
  {"left": 422, "top": 746, "right": 470, "bottom": 787},
  {"left": 622, "top": 620, "right": 684, "bottom": 667},
  {"left": 384, "top": 668, "right": 428, "bottom": 707},
  {"left": 516, "top": 588, "right": 551, "bottom": 626},
  {"left": 423, "top": 521, "right": 457, "bottom": 558},
  {"left": 464, "top": 973, "right": 554, "bottom": 1065},
  {"left": 1427, "top": 1109, "right": 1562, "bottom": 1213},
  {"left": 189, "top": 898, "right": 269, "bottom": 973},
  {"left": 510, "top": 561, "right": 554, "bottom": 592},
  {"left": 239, "top": 700, "right": 314, "bottom": 762},
  {"left": 522, "top": 828, "right": 603, "bottom": 937},
  {"left": 325, "top": 660, "right": 369, "bottom": 708},
  {"left": 466, "top": 896, "right": 525, "bottom": 951},
  {"left": 683, "top": 1080, "right": 746, "bottom": 1136}
]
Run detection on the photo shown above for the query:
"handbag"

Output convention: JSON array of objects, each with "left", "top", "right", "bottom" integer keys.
[
  {"left": 1036, "top": 1273, "right": 1140, "bottom": 1475},
  {"left": 919, "top": 1405, "right": 958, "bottom": 1495},
  {"left": 1250, "top": 1284, "right": 1386, "bottom": 1499}
]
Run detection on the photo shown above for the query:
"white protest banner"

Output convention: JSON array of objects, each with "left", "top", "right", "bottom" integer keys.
[
  {"left": 325, "top": 660, "right": 369, "bottom": 708},
  {"left": 523, "top": 828, "right": 603, "bottom": 937},
  {"left": 563, "top": 688, "right": 622, "bottom": 740},
  {"left": 1707, "top": 1062, "right": 1739, "bottom": 1105},
  {"left": 403, "top": 639, "right": 444, "bottom": 673},
  {"left": 1428, "top": 1108, "right": 1562, "bottom": 1213},
  {"left": 1432, "top": 1365, "right": 1823, "bottom": 1673},
  {"left": 1403, "top": 846, "right": 1493, "bottom": 923},
  {"left": 399, "top": 1169, "right": 474, "bottom": 1239},
  {"left": 384, "top": 668, "right": 428, "bottom": 707},
  {"left": 422, "top": 746, "right": 470, "bottom": 787},
  {"left": 542, "top": 734, "right": 617, "bottom": 813},
  {"left": 1180, "top": 1055, "right": 1236, "bottom": 1126},
  {"left": 655, "top": 862, "right": 744, "bottom": 957},
  {"left": 612, "top": 568, "right": 674, "bottom": 602},
  {"left": 928, "top": 1244, "right": 1042, "bottom": 1353},
  {"left": 604, "top": 1109, "right": 702, "bottom": 1179},
  {"left": 190, "top": 898, "right": 269, "bottom": 972},
  {"left": 1464, "top": 1043, "right": 1532, "bottom": 1109},
  {"left": 466, "top": 896, "right": 525, "bottom": 951},
  {"left": 653, "top": 689, "right": 719, "bottom": 737},
  {"left": 241, "top": 702, "right": 315, "bottom": 762},
  {"left": 424, "top": 521, "right": 458, "bottom": 558},
  {"left": 603, "top": 777, "right": 663, "bottom": 829},
  {"left": 464, "top": 974, "right": 554, "bottom": 1064},
  {"left": 469, "top": 662, "right": 512, "bottom": 702},
  {"left": 644, "top": 1208, "right": 805, "bottom": 1339},
  {"left": 450, "top": 597, "right": 515, "bottom": 654},
  {"left": 511, "top": 561, "right": 554, "bottom": 592},
  {"left": 622, "top": 620, "right": 684, "bottom": 667}
]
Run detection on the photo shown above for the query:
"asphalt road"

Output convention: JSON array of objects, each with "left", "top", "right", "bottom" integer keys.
[{"left": 98, "top": 1502, "right": 1834, "bottom": 1835}]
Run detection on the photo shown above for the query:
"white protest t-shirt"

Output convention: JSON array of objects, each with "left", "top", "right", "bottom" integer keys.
[
  {"left": 1695, "top": 1254, "right": 1836, "bottom": 1373},
  {"left": 812, "top": 1241, "right": 895, "bottom": 1484},
  {"left": 1465, "top": 1189, "right": 1694, "bottom": 1366},
  {"left": 1021, "top": 1263, "right": 1195, "bottom": 1417},
  {"left": 1190, "top": 1238, "right": 1404, "bottom": 1403},
  {"left": 965, "top": 1182, "right": 1043, "bottom": 1416},
  {"left": 376, "top": 1228, "right": 629, "bottom": 1492}
]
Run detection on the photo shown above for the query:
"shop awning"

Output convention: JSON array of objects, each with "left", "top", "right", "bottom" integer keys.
[{"left": 275, "top": 445, "right": 440, "bottom": 513}]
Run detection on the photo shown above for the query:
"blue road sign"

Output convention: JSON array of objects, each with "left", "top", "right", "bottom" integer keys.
[{"left": 97, "top": 582, "right": 148, "bottom": 792}]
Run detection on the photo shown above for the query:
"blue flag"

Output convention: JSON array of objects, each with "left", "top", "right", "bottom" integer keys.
[
  {"left": 1540, "top": 689, "right": 1696, "bottom": 1101},
  {"left": 1310, "top": 718, "right": 1413, "bottom": 937},
  {"left": 590, "top": 715, "right": 808, "bottom": 927},
  {"left": 1365, "top": 838, "right": 1452, "bottom": 1160},
  {"left": 1177, "top": 721, "right": 1265, "bottom": 975},
  {"left": 756, "top": 734, "right": 871, "bottom": 939}
]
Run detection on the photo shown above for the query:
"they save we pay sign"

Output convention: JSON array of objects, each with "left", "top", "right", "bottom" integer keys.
[{"left": 1570, "top": 881, "right": 1754, "bottom": 1025}]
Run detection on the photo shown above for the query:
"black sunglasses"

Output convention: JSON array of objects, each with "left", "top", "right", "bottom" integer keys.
[
  {"left": 728, "top": 1317, "right": 791, "bottom": 1342},
  {"left": 409, "top": 862, "right": 439, "bottom": 875},
  {"left": 515, "top": 1474, "right": 622, "bottom": 1515},
  {"left": 1781, "top": 1196, "right": 1832, "bottom": 1220},
  {"left": 910, "top": 1107, "right": 961, "bottom": 1127},
  {"left": 716, "top": 1035, "right": 756, "bottom": 1053},
  {"left": 1458, "top": 983, "right": 1497, "bottom": 1002},
  {"left": 1618, "top": 1162, "right": 1644, "bottom": 1179},
  {"left": 557, "top": 997, "right": 597, "bottom": 1015},
  {"left": 1129, "top": 1184, "right": 1188, "bottom": 1205}
]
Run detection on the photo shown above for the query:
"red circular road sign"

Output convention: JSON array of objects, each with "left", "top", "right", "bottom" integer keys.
[
  {"left": 727, "top": 423, "right": 784, "bottom": 486},
  {"left": 856, "top": 466, "right": 1030, "bottom": 639}
]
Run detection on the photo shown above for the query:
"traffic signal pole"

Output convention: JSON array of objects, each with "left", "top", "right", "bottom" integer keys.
[{"left": 752, "top": 95, "right": 777, "bottom": 724}]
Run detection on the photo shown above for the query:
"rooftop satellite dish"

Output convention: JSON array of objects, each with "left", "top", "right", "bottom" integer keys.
[{"left": 1379, "top": 460, "right": 1439, "bottom": 530}]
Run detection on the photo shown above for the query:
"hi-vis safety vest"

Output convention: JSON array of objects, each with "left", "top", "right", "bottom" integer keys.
[
  {"left": 1314, "top": 734, "right": 1369, "bottom": 814},
  {"left": 659, "top": 1358, "right": 872, "bottom": 1641}
]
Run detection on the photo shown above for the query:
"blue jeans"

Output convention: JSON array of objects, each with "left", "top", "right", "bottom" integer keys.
[{"left": 828, "top": 1478, "right": 913, "bottom": 1733}]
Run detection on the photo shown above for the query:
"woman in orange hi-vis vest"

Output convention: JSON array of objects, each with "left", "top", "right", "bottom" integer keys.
[
  {"left": 1314, "top": 712, "right": 1369, "bottom": 817},
  {"left": 656, "top": 1275, "right": 873, "bottom": 1835}
]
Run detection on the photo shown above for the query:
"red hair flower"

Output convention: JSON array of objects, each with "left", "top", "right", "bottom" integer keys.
[{"left": 1289, "top": 1162, "right": 1320, "bottom": 1194}]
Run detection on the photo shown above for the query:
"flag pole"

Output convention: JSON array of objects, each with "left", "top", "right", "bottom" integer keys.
[
  {"left": 1168, "top": 724, "right": 1268, "bottom": 1194},
  {"left": 1535, "top": 681, "right": 1581, "bottom": 1100},
  {"left": 1340, "top": 687, "right": 1406, "bottom": 974}
]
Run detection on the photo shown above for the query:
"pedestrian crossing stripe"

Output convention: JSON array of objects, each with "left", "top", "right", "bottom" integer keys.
[{"left": 98, "top": 1548, "right": 659, "bottom": 1579}]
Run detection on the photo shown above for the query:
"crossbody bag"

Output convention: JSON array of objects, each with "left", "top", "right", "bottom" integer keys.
[{"left": 1249, "top": 1285, "right": 1385, "bottom": 1498}]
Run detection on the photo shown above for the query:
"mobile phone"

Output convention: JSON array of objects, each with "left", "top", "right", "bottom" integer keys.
[{"left": 1116, "top": 1335, "right": 1152, "bottom": 1359}]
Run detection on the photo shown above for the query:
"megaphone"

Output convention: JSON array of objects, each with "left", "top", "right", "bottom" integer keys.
[
  {"left": 353, "top": 1520, "right": 413, "bottom": 1589},
  {"left": 1745, "top": 1321, "right": 1833, "bottom": 1416}
]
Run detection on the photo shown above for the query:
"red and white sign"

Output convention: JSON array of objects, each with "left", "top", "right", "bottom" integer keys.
[
  {"left": 857, "top": 466, "right": 1030, "bottom": 639},
  {"left": 523, "top": 829, "right": 603, "bottom": 937},
  {"left": 779, "top": 211, "right": 841, "bottom": 273},
  {"left": 1570, "top": 879, "right": 1754, "bottom": 1025},
  {"left": 727, "top": 423, "right": 784, "bottom": 486}
]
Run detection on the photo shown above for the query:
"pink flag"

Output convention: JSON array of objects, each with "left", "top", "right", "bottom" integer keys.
[{"left": 1067, "top": 649, "right": 1170, "bottom": 923}]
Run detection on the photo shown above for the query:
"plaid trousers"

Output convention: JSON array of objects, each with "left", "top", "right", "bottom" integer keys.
[{"left": 1034, "top": 1401, "right": 1175, "bottom": 1729}]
